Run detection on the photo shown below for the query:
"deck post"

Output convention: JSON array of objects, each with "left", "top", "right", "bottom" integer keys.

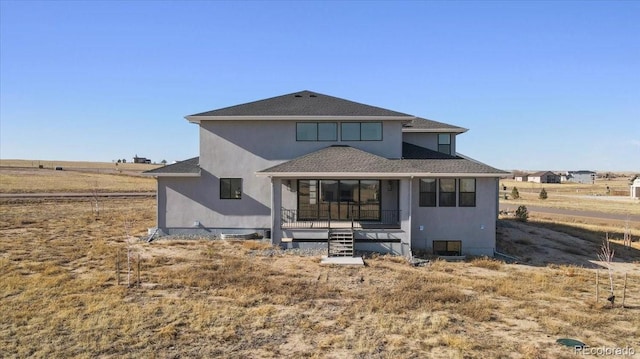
[{"left": 270, "top": 178, "right": 283, "bottom": 246}]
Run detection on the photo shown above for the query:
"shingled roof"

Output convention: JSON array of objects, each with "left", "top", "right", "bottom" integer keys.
[
  {"left": 187, "top": 90, "right": 414, "bottom": 118},
  {"left": 258, "top": 145, "right": 507, "bottom": 176},
  {"left": 402, "top": 142, "right": 460, "bottom": 159},
  {"left": 259, "top": 145, "right": 402, "bottom": 174},
  {"left": 402, "top": 117, "right": 467, "bottom": 133},
  {"left": 144, "top": 157, "right": 200, "bottom": 176}
]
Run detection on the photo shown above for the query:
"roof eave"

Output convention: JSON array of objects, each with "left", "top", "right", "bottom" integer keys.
[
  {"left": 256, "top": 171, "right": 506, "bottom": 178},
  {"left": 402, "top": 127, "right": 468, "bottom": 134},
  {"left": 186, "top": 115, "right": 416, "bottom": 124},
  {"left": 143, "top": 172, "right": 201, "bottom": 178}
]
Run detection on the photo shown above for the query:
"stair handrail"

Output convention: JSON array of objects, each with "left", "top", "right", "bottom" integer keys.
[{"left": 350, "top": 204, "right": 354, "bottom": 230}]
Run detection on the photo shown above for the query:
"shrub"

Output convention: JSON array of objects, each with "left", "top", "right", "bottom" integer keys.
[
  {"left": 515, "top": 205, "right": 528, "bottom": 222},
  {"left": 539, "top": 188, "right": 548, "bottom": 200},
  {"left": 511, "top": 187, "right": 520, "bottom": 199}
]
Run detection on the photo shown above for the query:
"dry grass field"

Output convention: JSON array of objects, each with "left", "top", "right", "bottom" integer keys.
[
  {"left": 0, "top": 159, "right": 162, "bottom": 172},
  {"left": 1, "top": 196, "right": 639, "bottom": 358},
  {"left": 0, "top": 159, "right": 158, "bottom": 193},
  {"left": 500, "top": 178, "right": 640, "bottom": 216}
]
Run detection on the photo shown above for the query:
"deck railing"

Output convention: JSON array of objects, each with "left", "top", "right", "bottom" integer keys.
[{"left": 281, "top": 208, "right": 400, "bottom": 229}]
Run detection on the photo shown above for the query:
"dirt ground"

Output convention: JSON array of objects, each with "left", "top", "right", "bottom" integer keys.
[{"left": 497, "top": 220, "right": 640, "bottom": 271}]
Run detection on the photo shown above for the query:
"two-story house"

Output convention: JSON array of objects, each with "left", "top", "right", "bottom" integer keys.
[{"left": 145, "top": 90, "right": 507, "bottom": 257}]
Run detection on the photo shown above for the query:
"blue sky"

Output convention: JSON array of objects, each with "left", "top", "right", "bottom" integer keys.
[{"left": 1, "top": 1, "right": 638, "bottom": 171}]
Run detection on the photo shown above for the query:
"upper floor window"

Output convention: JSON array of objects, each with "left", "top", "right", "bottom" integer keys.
[
  {"left": 438, "top": 134, "right": 451, "bottom": 155},
  {"left": 296, "top": 122, "right": 337, "bottom": 141},
  {"left": 220, "top": 178, "right": 242, "bottom": 199},
  {"left": 341, "top": 122, "right": 382, "bottom": 141}
]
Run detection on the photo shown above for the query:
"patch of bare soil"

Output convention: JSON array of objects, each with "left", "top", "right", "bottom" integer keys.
[{"left": 497, "top": 220, "right": 601, "bottom": 267}]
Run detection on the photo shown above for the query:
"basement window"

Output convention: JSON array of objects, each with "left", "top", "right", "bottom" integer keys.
[{"left": 433, "top": 240, "right": 461, "bottom": 256}]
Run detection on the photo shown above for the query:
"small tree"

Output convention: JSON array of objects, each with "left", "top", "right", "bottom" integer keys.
[
  {"left": 539, "top": 187, "right": 548, "bottom": 200},
  {"left": 515, "top": 205, "right": 528, "bottom": 222},
  {"left": 597, "top": 234, "right": 615, "bottom": 307},
  {"left": 623, "top": 219, "right": 632, "bottom": 247},
  {"left": 90, "top": 180, "right": 100, "bottom": 219},
  {"left": 511, "top": 187, "right": 520, "bottom": 199},
  {"left": 161, "top": 159, "right": 167, "bottom": 165}
]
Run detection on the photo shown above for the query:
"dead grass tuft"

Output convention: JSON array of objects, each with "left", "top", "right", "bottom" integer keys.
[
  {"left": 240, "top": 240, "right": 273, "bottom": 250},
  {"left": 470, "top": 256, "right": 503, "bottom": 270}
]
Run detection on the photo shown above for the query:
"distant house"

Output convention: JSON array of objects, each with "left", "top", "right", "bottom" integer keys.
[
  {"left": 631, "top": 178, "right": 640, "bottom": 198},
  {"left": 563, "top": 170, "right": 596, "bottom": 184},
  {"left": 133, "top": 155, "right": 152, "bottom": 164},
  {"left": 528, "top": 171, "right": 560, "bottom": 184},
  {"left": 514, "top": 174, "right": 528, "bottom": 182}
]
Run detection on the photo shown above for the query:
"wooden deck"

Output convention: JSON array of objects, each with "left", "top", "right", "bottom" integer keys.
[{"left": 281, "top": 221, "right": 400, "bottom": 229}]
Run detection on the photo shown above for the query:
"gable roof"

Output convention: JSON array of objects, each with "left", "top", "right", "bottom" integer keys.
[
  {"left": 187, "top": 90, "right": 414, "bottom": 120},
  {"left": 258, "top": 145, "right": 507, "bottom": 177},
  {"left": 143, "top": 157, "right": 200, "bottom": 177}
]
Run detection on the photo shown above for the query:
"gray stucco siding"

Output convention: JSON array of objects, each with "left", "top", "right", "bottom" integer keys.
[
  {"left": 165, "top": 120, "right": 405, "bottom": 233},
  {"left": 410, "top": 177, "right": 498, "bottom": 256},
  {"left": 157, "top": 177, "right": 208, "bottom": 228},
  {"left": 157, "top": 176, "right": 271, "bottom": 230}
]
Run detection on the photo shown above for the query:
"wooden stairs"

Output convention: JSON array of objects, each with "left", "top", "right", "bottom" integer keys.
[{"left": 328, "top": 229, "right": 354, "bottom": 257}]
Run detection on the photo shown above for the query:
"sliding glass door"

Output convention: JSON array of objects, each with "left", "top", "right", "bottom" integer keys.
[{"left": 298, "top": 179, "right": 380, "bottom": 221}]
